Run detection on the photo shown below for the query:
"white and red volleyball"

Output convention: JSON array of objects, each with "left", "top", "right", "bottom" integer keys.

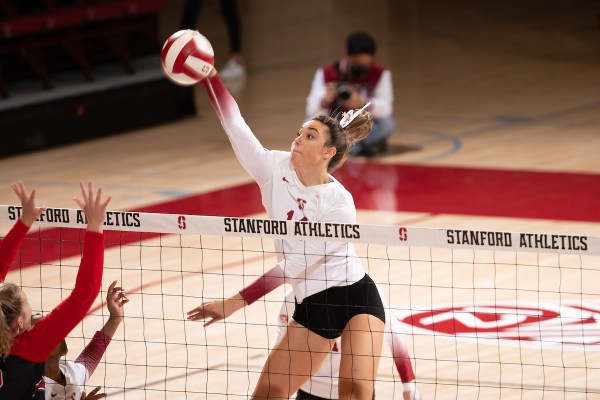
[{"left": 161, "top": 30, "right": 215, "bottom": 86}]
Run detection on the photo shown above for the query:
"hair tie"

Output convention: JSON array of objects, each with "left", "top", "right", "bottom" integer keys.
[{"left": 340, "top": 102, "right": 371, "bottom": 128}]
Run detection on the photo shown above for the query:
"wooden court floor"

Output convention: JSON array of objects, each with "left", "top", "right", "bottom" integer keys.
[{"left": 1, "top": 1, "right": 600, "bottom": 398}]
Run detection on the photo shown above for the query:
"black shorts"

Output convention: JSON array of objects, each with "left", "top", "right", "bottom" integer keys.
[
  {"left": 292, "top": 274, "right": 385, "bottom": 339},
  {"left": 296, "top": 387, "right": 376, "bottom": 399},
  {"left": 296, "top": 388, "right": 331, "bottom": 400}
]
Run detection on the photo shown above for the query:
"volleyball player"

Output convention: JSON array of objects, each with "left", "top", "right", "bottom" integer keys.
[
  {"left": 43, "top": 280, "right": 128, "bottom": 400},
  {"left": 0, "top": 181, "right": 110, "bottom": 399},
  {"left": 187, "top": 69, "right": 386, "bottom": 399},
  {"left": 194, "top": 275, "right": 422, "bottom": 400},
  {"left": 277, "top": 287, "right": 422, "bottom": 400}
]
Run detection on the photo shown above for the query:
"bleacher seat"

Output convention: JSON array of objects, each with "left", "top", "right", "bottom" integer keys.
[{"left": 0, "top": 0, "right": 165, "bottom": 97}]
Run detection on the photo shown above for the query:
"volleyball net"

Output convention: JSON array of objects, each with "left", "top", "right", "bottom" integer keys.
[{"left": 1, "top": 205, "right": 599, "bottom": 399}]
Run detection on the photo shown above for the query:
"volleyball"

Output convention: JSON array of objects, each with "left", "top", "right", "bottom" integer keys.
[{"left": 161, "top": 30, "right": 215, "bottom": 86}]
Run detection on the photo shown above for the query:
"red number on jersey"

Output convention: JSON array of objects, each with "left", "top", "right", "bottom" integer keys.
[{"left": 286, "top": 210, "right": 307, "bottom": 222}]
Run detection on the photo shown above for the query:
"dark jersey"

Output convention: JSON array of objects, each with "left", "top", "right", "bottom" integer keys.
[{"left": 0, "top": 355, "right": 45, "bottom": 399}]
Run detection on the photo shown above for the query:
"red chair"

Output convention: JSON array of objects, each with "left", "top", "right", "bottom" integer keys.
[
  {"left": 85, "top": 1, "right": 127, "bottom": 22},
  {"left": 44, "top": 7, "right": 86, "bottom": 30},
  {"left": 0, "top": 14, "right": 44, "bottom": 38},
  {"left": 126, "top": 0, "right": 164, "bottom": 15}
]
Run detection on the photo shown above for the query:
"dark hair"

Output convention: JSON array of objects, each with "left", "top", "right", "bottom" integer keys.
[
  {"left": 346, "top": 31, "right": 377, "bottom": 55},
  {"left": 312, "top": 110, "right": 373, "bottom": 172},
  {"left": 0, "top": 282, "right": 22, "bottom": 358}
]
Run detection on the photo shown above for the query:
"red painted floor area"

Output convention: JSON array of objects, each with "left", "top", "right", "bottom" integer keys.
[
  {"left": 9, "top": 163, "right": 600, "bottom": 270},
  {"left": 335, "top": 162, "right": 600, "bottom": 222},
  {"left": 132, "top": 162, "right": 600, "bottom": 223}
]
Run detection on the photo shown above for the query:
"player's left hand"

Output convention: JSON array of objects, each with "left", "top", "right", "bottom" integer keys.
[
  {"left": 107, "top": 280, "right": 129, "bottom": 320},
  {"left": 187, "top": 296, "right": 246, "bottom": 327}
]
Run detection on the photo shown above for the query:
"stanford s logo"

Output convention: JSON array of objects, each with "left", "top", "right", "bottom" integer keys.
[
  {"left": 397, "top": 301, "right": 600, "bottom": 349},
  {"left": 178, "top": 215, "right": 187, "bottom": 230},
  {"left": 398, "top": 227, "right": 407, "bottom": 241}
]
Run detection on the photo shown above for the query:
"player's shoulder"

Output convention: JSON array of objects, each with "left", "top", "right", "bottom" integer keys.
[
  {"left": 328, "top": 176, "right": 354, "bottom": 202},
  {"left": 322, "top": 178, "right": 357, "bottom": 219}
]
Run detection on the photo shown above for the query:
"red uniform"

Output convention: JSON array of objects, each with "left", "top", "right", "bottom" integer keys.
[{"left": 0, "top": 220, "right": 104, "bottom": 399}]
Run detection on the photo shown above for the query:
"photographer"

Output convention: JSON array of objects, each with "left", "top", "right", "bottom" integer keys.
[{"left": 306, "top": 31, "right": 395, "bottom": 157}]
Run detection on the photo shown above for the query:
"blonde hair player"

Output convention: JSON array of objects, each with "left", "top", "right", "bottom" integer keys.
[
  {"left": 187, "top": 65, "right": 386, "bottom": 399},
  {"left": 0, "top": 181, "right": 110, "bottom": 399}
]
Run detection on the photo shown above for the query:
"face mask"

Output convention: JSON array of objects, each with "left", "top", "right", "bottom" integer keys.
[{"left": 349, "top": 64, "right": 370, "bottom": 78}]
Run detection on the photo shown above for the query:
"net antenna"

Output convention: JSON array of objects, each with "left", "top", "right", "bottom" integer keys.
[{"left": 340, "top": 102, "right": 371, "bottom": 128}]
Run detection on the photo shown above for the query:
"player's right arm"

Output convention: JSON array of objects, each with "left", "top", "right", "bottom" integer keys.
[
  {"left": 0, "top": 182, "right": 45, "bottom": 280},
  {"left": 10, "top": 182, "right": 110, "bottom": 361},
  {"left": 11, "top": 229, "right": 105, "bottom": 361},
  {"left": 201, "top": 71, "right": 274, "bottom": 185},
  {"left": 75, "top": 280, "right": 128, "bottom": 378},
  {"left": 0, "top": 220, "right": 29, "bottom": 281}
]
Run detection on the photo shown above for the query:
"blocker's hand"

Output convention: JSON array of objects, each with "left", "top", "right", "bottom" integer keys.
[
  {"left": 107, "top": 280, "right": 129, "bottom": 320},
  {"left": 73, "top": 180, "right": 111, "bottom": 233},
  {"left": 11, "top": 181, "right": 45, "bottom": 227},
  {"left": 81, "top": 386, "right": 106, "bottom": 399},
  {"left": 187, "top": 294, "right": 246, "bottom": 327}
]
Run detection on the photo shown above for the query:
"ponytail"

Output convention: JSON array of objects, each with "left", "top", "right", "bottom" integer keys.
[
  {"left": 312, "top": 107, "right": 373, "bottom": 172},
  {"left": 0, "top": 282, "right": 22, "bottom": 359},
  {"left": 340, "top": 108, "right": 373, "bottom": 147}
]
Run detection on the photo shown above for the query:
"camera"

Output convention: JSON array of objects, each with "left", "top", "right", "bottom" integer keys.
[{"left": 336, "top": 82, "right": 353, "bottom": 101}]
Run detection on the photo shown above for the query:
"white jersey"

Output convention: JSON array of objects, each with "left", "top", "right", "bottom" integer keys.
[
  {"left": 207, "top": 77, "right": 365, "bottom": 303},
  {"left": 43, "top": 331, "right": 112, "bottom": 400},
  {"left": 44, "top": 360, "right": 88, "bottom": 400}
]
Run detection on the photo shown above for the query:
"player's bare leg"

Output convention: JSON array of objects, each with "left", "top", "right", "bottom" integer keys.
[
  {"left": 252, "top": 320, "right": 333, "bottom": 399},
  {"left": 339, "top": 314, "right": 385, "bottom": 400}
]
